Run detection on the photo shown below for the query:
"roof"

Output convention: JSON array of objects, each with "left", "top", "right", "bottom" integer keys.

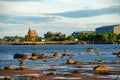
[{"left": 97, "top": 24, "right": 120, "bottom": 29}]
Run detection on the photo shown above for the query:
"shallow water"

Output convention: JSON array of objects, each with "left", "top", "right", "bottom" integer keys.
[
  {"left": 0, "top": 44, "right": 120, "bottom": 66},
  {"left": 0, "top": 44, "right": 120, "bottom": 79}
]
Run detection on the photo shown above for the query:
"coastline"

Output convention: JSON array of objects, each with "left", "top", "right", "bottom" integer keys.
[{"left": 0, "top": 41, "right": 119, "bottom": 45}]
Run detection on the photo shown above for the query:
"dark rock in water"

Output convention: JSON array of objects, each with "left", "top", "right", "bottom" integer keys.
[
  {"left": 44, "top": 59, "right": 49, "bottom": 62},
  {"left": 31, "top": 56, "right": 38, "bottom": 60},
  {"left": 72, "top": 70, "right": 81, "bottom": 74},
  {"left": 112, "top": 60, "right": 119, "bottom": 64},
  {"left": 16, "top": 67, "right": 27, "bottom": 71},
  {"left": 64, "top": 49, "right": 70, "bottom": 53},
  {"left": 32, "top": 52, "right": 42, "bottom": 56},
  {"left": 87, "top": 47, "right": 94, "bottom": 52},
  {"left": 62, "top": 53, "right": 75, "bottom": 57},
  {"left": 14, "top": 53, "right": 30, "bottom": 59},
  {"left": 4, "top": 65, "right": 14, "bottom": 70},
  {"left": 18, "top": 58, "right": 26, "bottom": 65},
  {"left": 46, "top": 72, "right": 56, "bottom": 75},
  {"left": 117, "top": 52, "right": 120, "bottom": 57},
  {"left": 112, "top": 52, "right": 118, "bottom": 55},
  {"left": 4, "top": 77, "right": 14, "bottom": 80},
  {"left": 67, "top": 59, "right": 75, "bottom": 64},
  {"left": 53, "top": 52, "right": 61, "bottom": 58}
]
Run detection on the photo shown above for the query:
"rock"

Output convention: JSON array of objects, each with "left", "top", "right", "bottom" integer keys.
[
  {"left": 112, "top": 60, "right": 119, "bottom": 64},
  {"left": 97, "top": 59, "right": 102, "bottom": 64},
  {"left": 74, "top": 61, "right": 83, "bottom": 65},
  {"left": 4, "top": 77, "right": 14, "bottom": 80},
  {"left": 93, "top": 65, "right": 110, "bottom": 73},
  {"left": 87, "top": 47, "right": 94, "bottom": 52},
  {"left": 67, "top": 59, "right": 75, "bottom": 64},
  {"left": 18, "top": 58, "right": 26, "bottom": 65},
  {"left": 32, "top": 52, "right": 42, "bottom": 56},
  {"left": 62, "top": 53, "right": 67, "bottom": 56},
  {"left": 64, "top": 49, "right": 70, "bottom": 53},
  {"left": 96, "top": 48, "right": 99, "bottom": 51},
  {"left": 53, "top": 52, "right": 61, "bottom": 58},
  {"left": 16, "top": 67, "right": 27, "bottom": 70},
  {"left": 4, "top": 65, "right": 14, "bottom": 70},
  {"left": 72, "top": 70, "right": 81, "bottom": 74},
  {"left": 117, "top": 52, "right": 120, "bottom": 57},
  {"left": 88, "top": 62, "right": 97, "bottom": 64},
  {"left": 31, "top": 56, "right": 38, "bottom": 60},
  {"left": 62, "top": 54, "right": 75, "bottom": 57},
  {"left": 44, "top": 59, "right": 49, "bottom": 62},
  {"left": 46, "top": 72, "right": 56, "bottom": 75},
  {"left": 14, "top": 53, "right": 30, "bottom": 59}
]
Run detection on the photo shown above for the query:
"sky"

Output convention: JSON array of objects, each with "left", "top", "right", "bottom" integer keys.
[{"left": 0, "top": 0, "right": 120, "bottom": 38}]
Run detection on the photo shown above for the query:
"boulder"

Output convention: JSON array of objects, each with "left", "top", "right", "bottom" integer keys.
[
  {"left": 14, "top": 53, "right": 30, "bottom": 59},
  {"left": 32, "top": 52, "right": 42, "bottom": 56},
  {"left": 64, "top": 49, "right": 70, "bottom": 53},
  {"left": 4, "top": 65, "right": 14, "bottom": 70},
  {"left": 87, "top": 47, "right": 94, "bottom": 52},
  {"left": 53, "top": 52, "right": 61, "bottom": 58},
  {"left": 46, "top": 72, "right": 56, "bottom": 75},
  {"left": 44, "top": 59, "right": 49, "bottom": 62},
  {"left": 74, "top": 61, "right": 83, "bottom": 65},
  {"left": 18, "top": 58, "right": 26, "bottom": 65},
  {"left": 31, "top": 56, "right": 38, "bottom": 60},
  {"left": 16, "top": 67, "right": 27, "bottom": 71},
  {"left": 67, "top": 59, "right": 75, "bottom": 64},
  {"left": 93, "top": 65, "right": 110, "bottom": 73},
  {"left": 62, "top": 54, "right": 75, "bottom": 57},
  {"left": 117, "top": 52, "right": 120, "bottom": 57},
  {"left": 72, "top": 70, "right": 81, "bottom": 74},
  {"left": 4, "top": 77, "right": 14, "bottom": 80}
]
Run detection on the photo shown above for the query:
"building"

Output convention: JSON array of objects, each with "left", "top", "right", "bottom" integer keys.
[
  {"left": 44, "top": 31, "right": 66, "bottom": 38},
  {"left": 96, "top": 25, "right": 120, "bottom": 34},
  {"left": 72, "top": 31, "right": 95, "bottom": 36},
  {"left": 25, "top": 28, "right": 37, "bottom": 42}
]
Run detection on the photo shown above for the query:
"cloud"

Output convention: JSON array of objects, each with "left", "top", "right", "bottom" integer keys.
[
  {"left": 47, "top": 6, "right": 120, "bottom": 18},
  {"left": 0, "top": 14, "right": 59, "bottom": 24},
  {"left": 1, "top": 0, "right": 43, "bottom": 2}
]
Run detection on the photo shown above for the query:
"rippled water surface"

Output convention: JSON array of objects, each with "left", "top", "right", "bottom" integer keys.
[
  {"left": 0, "top": 44, "right": 120, "bottom": 68},
  {"left": 0, "top": 44, "right": 120, "bottom": 79}
]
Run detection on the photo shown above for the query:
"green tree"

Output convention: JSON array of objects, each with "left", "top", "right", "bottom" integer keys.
[
  {"left": 101, "top": 33, "right": 109, "bottom": 41},
  {"left": 67, "top": 35, "right": 75, "bottom": 41},
  {"left": 108, "top": 33, "right": 117, "bottom": 41}
]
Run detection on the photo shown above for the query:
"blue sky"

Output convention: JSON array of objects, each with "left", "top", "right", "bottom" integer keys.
[{"left": 0, "top": 0, "right": 120, "bottom": 38}]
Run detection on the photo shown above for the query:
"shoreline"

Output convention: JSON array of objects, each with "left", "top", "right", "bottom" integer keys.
[
  {"left": 0, "top": 64, "right": 120, "bottom": 80},
  {"left": 0, "top": 41, "right": 119, "bottom": 45}
]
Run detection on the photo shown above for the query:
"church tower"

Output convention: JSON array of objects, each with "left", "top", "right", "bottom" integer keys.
[
  {"left": 25, "top": 28, "right": 37, "bottom": 42},
  {"left": 28, "top": 28, "right": 31, "bottom": 36}
]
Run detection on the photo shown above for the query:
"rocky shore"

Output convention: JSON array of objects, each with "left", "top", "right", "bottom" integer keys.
[
  {"left": 1, "top": 40, "right": 120, "bottom": 45},
  {"left": 0, "top": 51, "right": 120, "bottom": 80},
  {"left": 0, "top": 46, "right": 120, "bottom": 80}
]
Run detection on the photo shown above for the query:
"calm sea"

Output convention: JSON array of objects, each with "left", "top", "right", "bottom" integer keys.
[{"left": 0, "top": 44, "right": 120, "bottom": 70}]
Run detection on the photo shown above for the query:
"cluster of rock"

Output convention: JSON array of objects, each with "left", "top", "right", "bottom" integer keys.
[
  {"left": 67, "top": 59, "right": 83, "bottom": 65},
  {"left": 3, "top": 65, "right": 27, "bottom": 71},
  {"left": 0, "top": 77, "right": 14, "bottom": 80},
  {"left": 13, "top": 50, "right": 75, "bottom": 62},
  {"left": 93, "top": 65, "right": 110, "bottom": 73},
  {"left": 31, "top": 52, "right": 50, "bottom": 60}
]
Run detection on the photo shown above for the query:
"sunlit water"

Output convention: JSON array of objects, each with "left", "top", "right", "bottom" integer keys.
[{"left": 0, "top": 44, "right": 120, "bottom": 79}]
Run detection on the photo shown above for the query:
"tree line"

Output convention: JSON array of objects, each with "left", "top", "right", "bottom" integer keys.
[{"left": 1, "top": 32, "right": 120, "bottom": 43}]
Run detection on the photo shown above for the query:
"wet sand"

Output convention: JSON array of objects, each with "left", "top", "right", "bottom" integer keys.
[{"left": 0, "top": 69, "right": 111, "bottom": 80}]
